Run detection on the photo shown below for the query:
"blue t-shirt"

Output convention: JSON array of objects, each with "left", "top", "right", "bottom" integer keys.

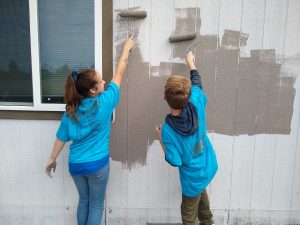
[
  {"left": 162, "top": 86, "right": 218, "bottom": 197},
  {"left": 56, "top": 82, "right": 120, "bottom": 174}
]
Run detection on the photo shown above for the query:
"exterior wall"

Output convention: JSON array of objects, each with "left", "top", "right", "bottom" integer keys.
[{"left": 1, "top": 0, "right": 300, "bottom": 224}]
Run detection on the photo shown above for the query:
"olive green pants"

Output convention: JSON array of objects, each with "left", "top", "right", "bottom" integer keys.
[{"left": 181, "top": 189, "right": 214, "bottom": 225}]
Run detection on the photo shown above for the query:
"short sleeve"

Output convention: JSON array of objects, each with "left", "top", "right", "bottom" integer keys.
[
  {"left": 56, "top": 113, "right": 70, "bottom": 142},
  {"left": 162, "top": 129, "right": 182, "bottom": 167},
  {"left": 189, "top": 86, "right": 207, "bottom": 108},
  {"left": 100, "top": 82, "right": 120, "bottom": 109}
]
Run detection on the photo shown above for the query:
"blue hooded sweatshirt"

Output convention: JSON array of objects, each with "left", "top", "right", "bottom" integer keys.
[
  {"left": 56, "top": 82, "right": 120, "bottom": 175},
  {"left": 162, "top": 70, "right": 218, "bottom": 197}
]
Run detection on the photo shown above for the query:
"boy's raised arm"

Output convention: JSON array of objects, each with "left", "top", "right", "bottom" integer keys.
[{"left": 185, "top": 51, "right": 202, "bottom": 90}]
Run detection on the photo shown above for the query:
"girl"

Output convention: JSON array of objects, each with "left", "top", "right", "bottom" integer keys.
[{"left": 45, "top": 36, "right": 134, "bottom": 225}]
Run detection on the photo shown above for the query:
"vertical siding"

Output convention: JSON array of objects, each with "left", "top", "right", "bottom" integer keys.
[{"left": 0, "top": 0, "right": 300, "bottom": 224}]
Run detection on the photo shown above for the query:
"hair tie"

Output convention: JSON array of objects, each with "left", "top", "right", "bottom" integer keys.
[{"left": 71, "top": 71, "right": 78, "bottom": 81}]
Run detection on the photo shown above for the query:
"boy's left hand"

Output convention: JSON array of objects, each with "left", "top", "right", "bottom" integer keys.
[{"left": 155, "top": 124, "right": 162, "bottom": 139}]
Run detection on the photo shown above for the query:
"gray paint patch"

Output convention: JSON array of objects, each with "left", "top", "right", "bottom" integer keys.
[
  {"left": 110, "top": 33, "right": 169, "bottom": 167},
  {"left": 214, "top": 48, "right": 239, "bottom": 135},
  {"left": 171, "top": 62, "right": 189, "bottom": 77},
  {"left": 172, "top": 8, "right": 200, "bottom": 58},
  {"left": 110, "top": 38, "right": 150, "bottom": 166},
  {"left": 111, "top": 7, "right": 297, "bottom": 167},
  {"left": 173, "top": 8, "right": 198, "bottom": 37},
  {"left": 170, "top": 9, "right": 296, "bottom": 136},
  {"left": 222, "top": 29, "right": 249, "bottom": 49},
  {"left": 235, "top": 56, "right": 260, "bottom": 135},
  {"left": 196, "top": 41, "right": 295, "bottom": 135},
  {"left": 126, "top": 47, "right": 151, "bottom": 166}
]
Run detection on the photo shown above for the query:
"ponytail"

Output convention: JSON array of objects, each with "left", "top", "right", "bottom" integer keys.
[
  {"left": 64, "top": 69, "right": 98, "bottom": 117},
  {"left": 65, "top": 74, "right": 83, "bottom": 116}
]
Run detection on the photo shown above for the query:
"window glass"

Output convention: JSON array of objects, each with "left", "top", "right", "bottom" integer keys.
[
  {"left": 0, "top": 0, "right": 33, "bottom": 105},
  {"left": 38, "top": 0, "right": 95, "bottom": 103}
]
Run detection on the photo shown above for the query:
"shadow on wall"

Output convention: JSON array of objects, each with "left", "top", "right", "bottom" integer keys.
[{"left": 110, "top": 7, "right": 297, "bottom": 167}]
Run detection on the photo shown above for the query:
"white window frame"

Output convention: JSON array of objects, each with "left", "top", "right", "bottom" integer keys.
[{"left": 0, "top": 0, "right": 102, "bottom": 111}]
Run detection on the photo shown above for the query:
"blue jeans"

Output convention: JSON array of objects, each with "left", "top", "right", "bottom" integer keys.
[{"left": 72, "top": 162, "right": 109, "bottom": 225}]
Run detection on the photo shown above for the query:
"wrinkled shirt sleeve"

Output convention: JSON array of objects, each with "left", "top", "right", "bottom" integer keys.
[
  {"left": 189, "top": 86, "right": 207, "bottom": 109},
  {"left": 100, "top": 82, "right": 120, "bottom": 109},
  {"left": 189, "top": 69, "right": 208, "bottom": 108},
  {"left": 162, "top": 129, "right": 182, "bottom": 167},
  {"left": 56, "top": 113, "right": 70, "bottom": 142},
  {"left": 190, "top": 69, "right": 202, "bottom": 89}
]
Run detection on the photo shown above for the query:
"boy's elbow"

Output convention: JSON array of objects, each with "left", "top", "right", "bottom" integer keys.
[{"left": 190, "top": 70, "right": 202, "bottom": 89}]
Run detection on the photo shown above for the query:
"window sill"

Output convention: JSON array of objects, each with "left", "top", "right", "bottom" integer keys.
[{"left": 0, "top": 110, "right": 63, "bottom": 120}]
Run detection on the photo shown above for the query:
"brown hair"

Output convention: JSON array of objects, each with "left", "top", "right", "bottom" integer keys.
[
  {"left": 64, "top": 69, "right": 99, "bottom": 116},
  {"left": 164, "top": 75, "right": 191, "bottom": 109}
]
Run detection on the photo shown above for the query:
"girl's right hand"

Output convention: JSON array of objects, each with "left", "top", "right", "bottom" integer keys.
[
  {"left": 123, "top": 36, "right": 134, "bottom": 53},
  {"left": 45, "top": 158, "right": 57, "bottom": 178}
]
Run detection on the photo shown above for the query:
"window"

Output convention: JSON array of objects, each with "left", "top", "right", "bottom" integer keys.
[
  {"left": 0, "top": 0, "right": 33, "bottom": 105},
  {"left": 0, "top": 0, "right": 102, "bottom": 111}
]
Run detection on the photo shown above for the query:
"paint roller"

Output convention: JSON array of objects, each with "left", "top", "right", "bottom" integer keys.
[
  {"left": 169, "top": 32, "right": 197, "bottom": 43},
  {"left": 118, "top": 9, "right": 147, "bottom": 19},
  {"left": 117, "top": 9, "right": 147, "bottom": 37},
  {"left": 169, "top": 32, "right": 201, "bottom": 53}
]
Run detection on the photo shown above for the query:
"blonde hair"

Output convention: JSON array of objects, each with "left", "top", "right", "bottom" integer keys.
[{"left": 164, "top": 75, "right": 191, "bottom": 109}]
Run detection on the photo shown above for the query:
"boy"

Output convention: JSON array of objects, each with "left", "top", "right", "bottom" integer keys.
[{"left": 155, "top": 52, "right": 218, "bottom": 225}]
